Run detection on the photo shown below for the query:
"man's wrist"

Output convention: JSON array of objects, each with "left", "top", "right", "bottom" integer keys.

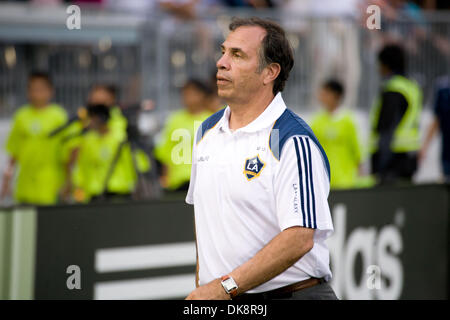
[
  {"left": 220, "top": 275, "right": 238, "bottom": 298},
  {"left": 3, "top": 167, "right": 13, "bottom": 178}
]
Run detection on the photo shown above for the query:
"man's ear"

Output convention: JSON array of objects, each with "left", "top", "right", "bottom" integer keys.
[{"left": 263, "top": 63, "right": 281, "bottom": 86}]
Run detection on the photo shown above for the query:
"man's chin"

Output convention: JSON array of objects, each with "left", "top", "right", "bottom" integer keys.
[{"left": 217, "top": 88, "right": 233, "bottom": 100}]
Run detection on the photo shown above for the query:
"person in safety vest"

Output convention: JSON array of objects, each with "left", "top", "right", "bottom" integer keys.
[
  {"left": 63, "top": 104, "right": 150, "bottom": 203},
  {"left": 311, "top": 79, "right": 362, "bottom": 189},
  {"left": 154, "top": 79, "right": 213, "bottom": 192},
  {"left": 59, "top": 84, "right": 128, "bottom": 166},
  {"left": 369, "top": 44, "right": 423, "bottom": 185},
  {"left": 1, "top": 71, "right": 67, "bottom": 205}
]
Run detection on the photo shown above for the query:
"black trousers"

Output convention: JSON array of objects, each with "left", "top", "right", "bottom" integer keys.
[{"left": 371, "top": 151, "right": 417, "bottom": 184}]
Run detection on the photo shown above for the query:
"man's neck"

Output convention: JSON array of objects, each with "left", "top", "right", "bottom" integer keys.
[
  {"left": 327, "top": 105, "right": 339, "bottom": 115},
  {"left": 187, "top": 107, "right": 205, "bottom": 116},
  {"left": 31, "top": 102, "right": 48, "bottom": 109},
  {"left": 228, "top": 90, "right": 275, "bottom": 131}
]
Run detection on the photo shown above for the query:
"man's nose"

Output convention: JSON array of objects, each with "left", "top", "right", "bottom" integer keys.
[{"left": 216, "top": 54, "right": 230, "bottom": 70}]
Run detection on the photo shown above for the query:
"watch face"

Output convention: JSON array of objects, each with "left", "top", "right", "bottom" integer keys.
[{"left": 223, "top": 278, "right": 237, "bottom": 291}]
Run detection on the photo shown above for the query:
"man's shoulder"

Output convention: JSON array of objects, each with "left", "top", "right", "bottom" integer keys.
[
  {"left": 110, "top": 106, "right": 125, "bottom": 118},
  {"left": 310, "top": 110, "right": 329, "bottom": 125},
  {"left": 270, "top": 108, "right": 331, "bottom": 179},
  {"left": 82, "top": 130, "right": 106, "bottom": 146},
  {"left": 336, "top": 109, "right": 358, "bottom": 124},
  {"left": 269, "top": 108, "right": 317, "bottom": 156},
  {"left": 13, "top": 104, "right": 33, "bottom": 118},
  {"left": 385, "top": 75, "right": 421, "bottom": 96},
  {"left": 165, "top": 109, "right": 188, "bottom": 124},
  {"left": 195, "top": 107, "right": 226, "bottom": 144},
  {"left": 200, "top": 107, "right": 226, "bottom": 128},
  {"left": 47, "top": 103, "right": 67, "bottom": 118}
]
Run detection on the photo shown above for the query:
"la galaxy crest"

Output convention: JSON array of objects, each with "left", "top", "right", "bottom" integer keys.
[{"left": 243, "top": 155, "right": 265, "bottom": 181}]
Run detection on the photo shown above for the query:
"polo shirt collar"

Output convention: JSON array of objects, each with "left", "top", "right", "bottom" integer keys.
[{"left": 218, "top": 92, "right": 287, "bottom": 134}]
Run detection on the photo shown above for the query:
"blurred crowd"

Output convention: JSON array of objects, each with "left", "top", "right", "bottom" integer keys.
[
  {"left": 1, "top": 0, "right": 450, "bottom": 9},
  {"left": 0, "top": 74, "right": 152, "bottom": 204},
  {"left": 0, "top": 70, "right": 224, "bottom": 205},
  {"left": 1, "top": 40, "right": 449, "bottom": 206},
  {"left": 0, "top": 0, "right": 449, "bottom": 206},
  {"left": 311, "top": 42, "right": 449, "bottom": 189}
]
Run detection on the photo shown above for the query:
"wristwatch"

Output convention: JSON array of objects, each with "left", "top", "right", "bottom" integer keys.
[{"left": 221, "top": 275, "right": 238, "bottom": 298}]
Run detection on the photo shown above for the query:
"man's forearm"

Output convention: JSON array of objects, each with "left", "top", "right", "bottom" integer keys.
[
  {"left": 1, "top": 158, "right": 16, "bottom": 199},
  {"left": 377, "top": 130, "right": 395, "bottom": 177},
  {"left": 423, "top": 118, "right": 439, "bottom": 152},
  {"left": 6, "top": 157, "right": 16, "bottom": 171},
  {"left": 229, "top": 226, "right": 314, "bottom": 295}
]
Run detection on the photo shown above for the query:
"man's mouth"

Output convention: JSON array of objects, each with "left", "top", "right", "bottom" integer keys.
[{"left": 217, "top": 75, "right": 231, "bottom": 84}]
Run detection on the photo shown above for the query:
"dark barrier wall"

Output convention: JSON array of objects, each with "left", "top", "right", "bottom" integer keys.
[
  {"left": 327, "top": 184, "right": 449, "bottom": 299},
  {"left": 1, "top": 184, "right": 448, "bottom": 299},
  {"left": 34, "top": 199, "right": 197, "bottom": 299}
]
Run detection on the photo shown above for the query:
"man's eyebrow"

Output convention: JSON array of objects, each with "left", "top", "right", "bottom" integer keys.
[{"left": 220, "top": 45, "right": 247, "bottom": 56}]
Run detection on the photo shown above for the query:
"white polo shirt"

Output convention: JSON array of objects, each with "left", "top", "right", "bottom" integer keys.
[{"left": 186, "top": 93, "right": 334, "bottom": 293}]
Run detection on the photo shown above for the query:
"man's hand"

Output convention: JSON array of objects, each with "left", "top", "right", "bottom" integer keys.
[
  {"left": 185, "top": 278, "right": 231, "bottom": 300},
  {"left": 0, "top": 172, "right": 12, "bottom": 200},
  {"left": 60, "top": 181, "right": 73, "bottom": 203},
  {"left": 417, "top": 147, "right": 427, "bottom": 164},
  {"left": 0, "top": 165, "right": 14, "bottom": 200}
]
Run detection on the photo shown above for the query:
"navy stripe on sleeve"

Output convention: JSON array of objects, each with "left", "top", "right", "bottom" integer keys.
[
  {"left": 299, "top": 137, "right": 312, "bottom": 228},
  {"left": 306, "top": 138, "right": 317, "bottom": 229},
  {"left": 293, "top": 137, "right": 306, "bottom": 227}
]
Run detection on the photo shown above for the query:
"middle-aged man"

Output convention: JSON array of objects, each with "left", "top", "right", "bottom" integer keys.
[{"left": 185, "top": 17, "right": 337, "bottom": 300}]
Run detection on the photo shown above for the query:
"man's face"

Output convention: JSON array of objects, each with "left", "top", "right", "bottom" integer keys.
[
  {"left": 28, "top": 78, "right": 53, "bottom": 108},
  {"left": 318, "top": 87, "right": 339, "bottom": 112},
  {"left": 378, "top": 62, "right": 391, "bottom": 77},
  {"left": 216, "top": 26, "right": 267, "bottom": 104},
  {"left": 87, "top": 114, "right": 107, "bottom": 132},
  {"left": 88, "top": 88, "right": 115, "bottom": 107},
  {"left": 182, "top": 85, "right": 206, "bottom": 114}
]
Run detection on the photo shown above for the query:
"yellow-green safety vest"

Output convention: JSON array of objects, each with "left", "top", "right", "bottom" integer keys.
[
  {"left": 5, "top": 104, "right": 68, "bottom": 204},
  {"left": 72, "top": 130, "right": 150, "bottom": 201},
  {"left": 311, "top": 109, "right": 362, "bottom": 189},
  {"left": 370, "top": 75, "right": 422, "bottom": 153},
  {"left": 154, "top": 109, "right": 213, "bottom": 190}
]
